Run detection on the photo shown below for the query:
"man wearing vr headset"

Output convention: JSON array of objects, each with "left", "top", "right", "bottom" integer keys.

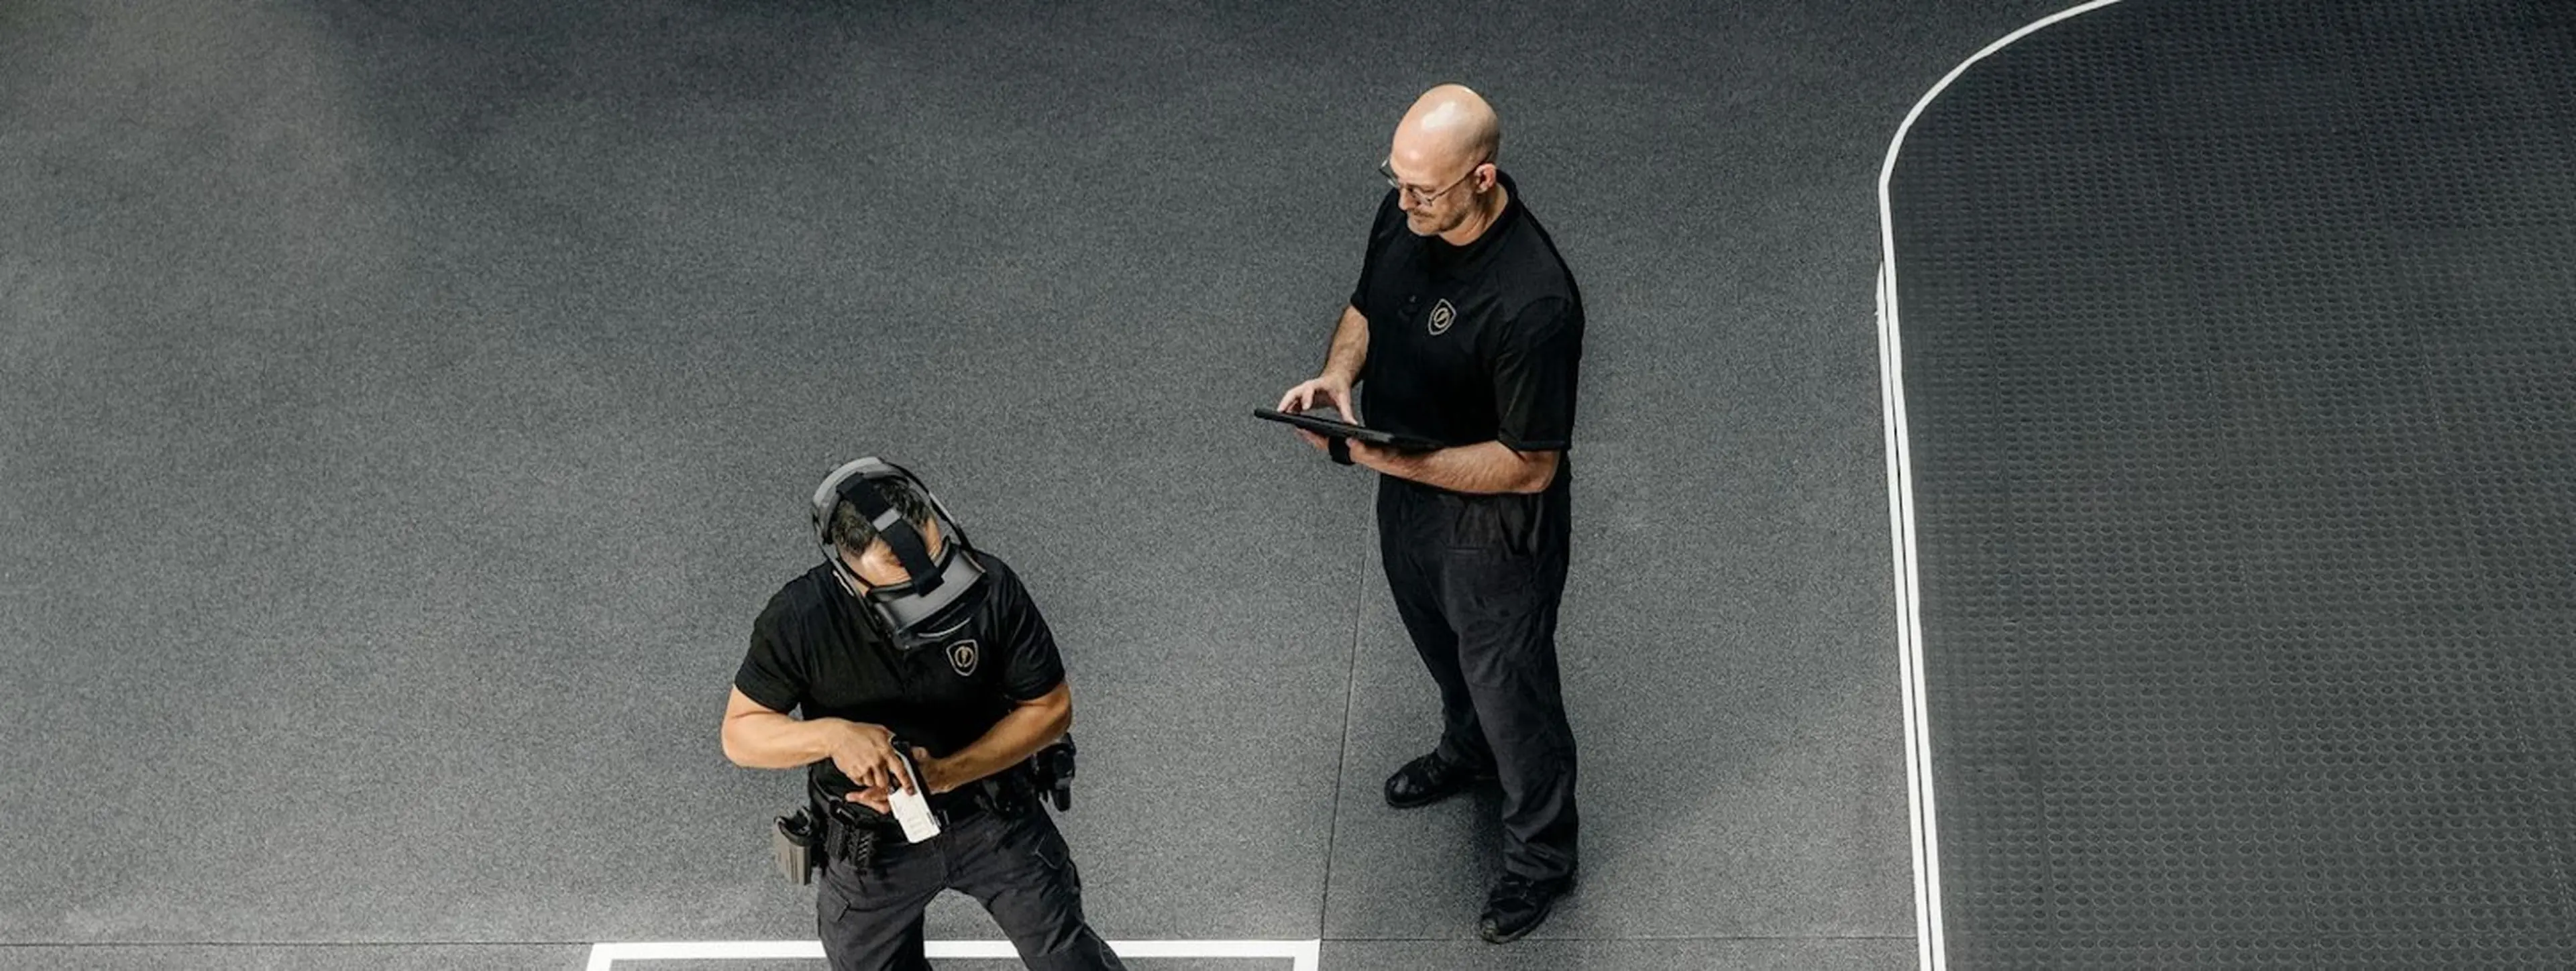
[
  {"left": 720, "top": 458, "right": 1124, "bottom": 971},
  {"left": 1278, "top": 84, "right": 1584, "bottom": 944}
]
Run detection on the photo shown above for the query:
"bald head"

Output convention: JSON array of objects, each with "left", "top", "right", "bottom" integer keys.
[{"left": 1391, "top": 84, "right": 1501, "bottom": 176}]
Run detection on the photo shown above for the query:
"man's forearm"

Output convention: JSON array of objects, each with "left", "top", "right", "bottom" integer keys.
[
  {"left": 722, "top": 713, "right": 851, "bottom": 770},
  {"left": 935, "top": 701, "right": 1070, "bottom": 791},
  {"left": 1322, "top": 304, "right": 1369, "bottom": 385},
  {"left": 1368, "top": 440, "right": 1556, "bottom": 495}
]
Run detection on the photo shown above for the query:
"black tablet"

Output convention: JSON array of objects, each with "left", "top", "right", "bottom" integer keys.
[{"left": 1253, "top": 407, "right": 1442, "bottom": 452}]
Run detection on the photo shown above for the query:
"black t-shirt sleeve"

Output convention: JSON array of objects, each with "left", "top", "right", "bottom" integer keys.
[
  {"left": 733, "top": 598, "right": 806, "bottom": 715},
  {"left": 1348, "top": 188, "right": 1402, "bottom": 312},
  {"left": 1491, "top": 296, "right": 1582, "bottom": 452},
  {"left": 991, "top": 565, "right": 1068, "bottom": 702}
]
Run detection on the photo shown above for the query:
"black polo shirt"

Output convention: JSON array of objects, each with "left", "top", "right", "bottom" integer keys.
[
  {"left": 1348, "top": 170, "right": 1584, "bottom": 455},
  {"left": 733, "top": 551, "right": 1065, "bottom": 773}
]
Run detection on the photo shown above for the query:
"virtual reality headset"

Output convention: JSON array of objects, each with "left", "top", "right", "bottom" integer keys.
[{"left": 810, "top": 457, "right": 988, "bottom": 650}]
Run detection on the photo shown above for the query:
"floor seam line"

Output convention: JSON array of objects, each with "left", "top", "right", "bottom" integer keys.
[{"left": 1313, "top": 497, "right": 1371, "bottom": 939}]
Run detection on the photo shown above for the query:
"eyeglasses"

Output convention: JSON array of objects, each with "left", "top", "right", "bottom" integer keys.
[{"left": 1381, "top": 157, "right": 1487, "bottom": 205}]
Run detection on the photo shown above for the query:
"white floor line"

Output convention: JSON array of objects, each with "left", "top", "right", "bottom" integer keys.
[
  {"left": 586, "top": 938, "right": 1320, "bottom": 970},
  {"left": 1876, "top": 2, "right": 2133, "bottom": 970}
]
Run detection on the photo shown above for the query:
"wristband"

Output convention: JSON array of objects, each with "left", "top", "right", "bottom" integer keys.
[{"left": 1329, "top": 437, "right": 1353, "bottom": 465}]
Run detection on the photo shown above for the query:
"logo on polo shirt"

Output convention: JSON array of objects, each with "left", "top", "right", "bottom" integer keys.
[
  {"left": 947, "top": 640, "right": 979, "bottom": 677},
  {"left": 1428, "top": 298, "right": 1456, "bottom": 336}
]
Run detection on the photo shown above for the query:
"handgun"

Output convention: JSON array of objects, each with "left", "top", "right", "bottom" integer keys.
[{"left": 887, "top": 746, "right": 941, "bottom": 843}]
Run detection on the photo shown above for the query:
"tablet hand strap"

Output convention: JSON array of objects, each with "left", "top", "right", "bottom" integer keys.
[{"left": 1329, "top": 437, "right": 1353, "bottom": 466}]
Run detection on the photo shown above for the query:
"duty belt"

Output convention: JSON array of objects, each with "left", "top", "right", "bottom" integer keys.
[
  {"left": 775, "top": 739, "right": 1072, "bottom": 882},
  {"left": 810, "top": 777, "right": 1027, "bottom": 868}
]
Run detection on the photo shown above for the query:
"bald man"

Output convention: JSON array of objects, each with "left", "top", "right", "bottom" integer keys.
[{"left": 1277, "top": 84, "right": 1584, "bottom": 944}]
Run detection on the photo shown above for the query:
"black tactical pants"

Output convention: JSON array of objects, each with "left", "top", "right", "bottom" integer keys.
[
  {"left": 816, "top": 805, "right": 1124, "bottom": 971},
  {"left": 1375, "top": 465, "right": 1580, "bottom": 882}
]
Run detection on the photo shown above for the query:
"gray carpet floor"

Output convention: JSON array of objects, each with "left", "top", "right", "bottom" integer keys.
[
  {"left": 1887, "top": 0, "right": 2576, "bottom": 966},
  {"left": 3, "top": 1, "right": 2070, "bottom": 968}
]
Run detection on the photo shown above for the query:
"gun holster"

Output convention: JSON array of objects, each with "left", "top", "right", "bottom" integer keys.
[{"left": 773, "top": 809, "right": 821, "bottom": 885}]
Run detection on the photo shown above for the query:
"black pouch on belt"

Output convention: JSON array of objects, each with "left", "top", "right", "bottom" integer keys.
[{"left": 1033, "top": 734, "right": 1077, "bottom": 811}]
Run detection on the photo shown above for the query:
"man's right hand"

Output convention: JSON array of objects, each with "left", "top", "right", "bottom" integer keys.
[
  {"left": 1279, "top": 375, "right": 1358, "bottom": 453},
  {"left": 826, "top": 720, "right": 911, "bottom": 813}
]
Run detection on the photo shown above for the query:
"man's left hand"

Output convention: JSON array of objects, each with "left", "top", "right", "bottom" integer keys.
[{"left": 912, "top": 747, "right": 959, "bottom": 795}]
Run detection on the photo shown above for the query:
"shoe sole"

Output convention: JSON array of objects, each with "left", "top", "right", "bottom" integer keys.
[
  {"left": 1383, "top": 775, "right": 1498, "bottom": 810},
  {"left": 1383, "top": 789, "right": 1464, "bottom": 810}
]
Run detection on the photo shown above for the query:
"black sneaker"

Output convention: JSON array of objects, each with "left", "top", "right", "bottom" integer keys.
[
  {"left": 1479, "top": 872, "right": 1574, "bottom": 944},
  {"left": 1382, "top": 752, "right": 1496, "bottom": 809}
]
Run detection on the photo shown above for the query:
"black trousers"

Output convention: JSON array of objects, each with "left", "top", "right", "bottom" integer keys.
[
  {"left": 1375, "top": 465, "right": 1580, "bottom": 882},
  {"left": 816, "top": 807, "right": 1124, "bottom": 971}
]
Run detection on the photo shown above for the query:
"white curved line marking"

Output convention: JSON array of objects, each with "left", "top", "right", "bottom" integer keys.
[{"left": 1877, "top": 2, "right": 2133, "bottom": 969}]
